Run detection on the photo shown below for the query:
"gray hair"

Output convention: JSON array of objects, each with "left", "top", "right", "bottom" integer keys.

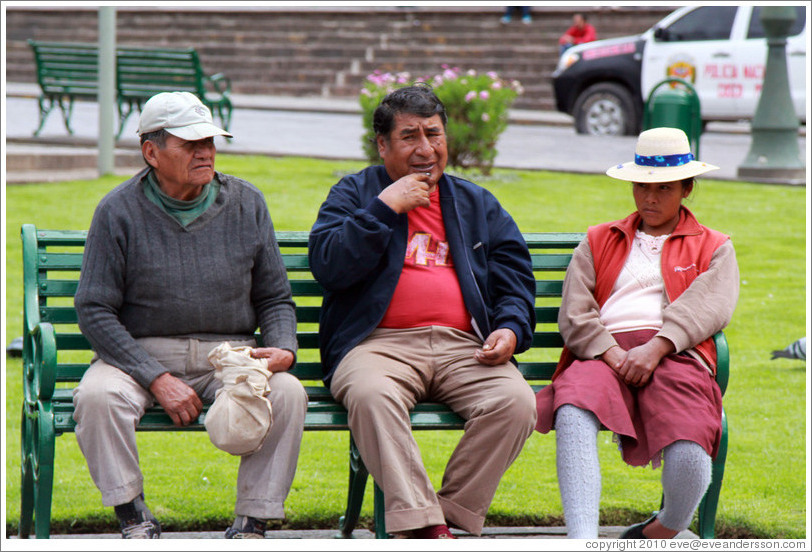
[{"left": 140, "top": 129, "right": 169, "bottom": 168}]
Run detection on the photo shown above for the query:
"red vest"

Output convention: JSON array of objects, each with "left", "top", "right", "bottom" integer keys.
[{"left": 554, "top": 207, "right": 729, "bottom": 379}]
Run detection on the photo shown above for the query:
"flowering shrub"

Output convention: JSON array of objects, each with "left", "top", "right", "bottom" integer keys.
[{"left": 359, "top": 65, "right": 523, "bottom": 175}]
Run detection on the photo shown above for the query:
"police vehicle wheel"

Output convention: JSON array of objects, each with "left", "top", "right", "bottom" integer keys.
[{"left": 573, "top": 83, "right": 639, "bottom": 136}]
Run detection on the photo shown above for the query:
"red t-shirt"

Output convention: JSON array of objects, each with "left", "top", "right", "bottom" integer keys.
[
  {"left": 559, "top": 23, "right": 597, "bottom": 45},
  {"left": 378, "top": 189, "right": 473, "bottom": 331}
]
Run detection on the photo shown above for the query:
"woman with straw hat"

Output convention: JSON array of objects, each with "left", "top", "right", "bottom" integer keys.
[{"left": 535, "top": 127, "right": 740, "bottom": 539}]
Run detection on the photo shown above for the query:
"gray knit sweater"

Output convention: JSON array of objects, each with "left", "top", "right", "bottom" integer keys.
[{"left": 75, "top": 168, "right": 297, "bottom": 389}]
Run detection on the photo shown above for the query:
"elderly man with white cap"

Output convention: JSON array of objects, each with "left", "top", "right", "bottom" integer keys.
[
  {"left": 73, "top": 91, "right": 307, "bottom": 539},
  {"left": 535, "top": 127, "right": 739, "bottom": 539}
]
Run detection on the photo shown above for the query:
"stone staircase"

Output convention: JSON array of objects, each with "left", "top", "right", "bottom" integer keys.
[{"left": 5, "top": 6, "right": 673, "bottom": 111}]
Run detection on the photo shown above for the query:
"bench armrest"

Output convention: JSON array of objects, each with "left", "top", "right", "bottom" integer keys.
[
  {"left": 713, "top": 331, "right": 729, "bottom": 396},
  {"left": 24, "top": 322, "right": 58, "bottom": 403},
  {"left": 205, "top": 73, "right": 232, "bottom": 95}
]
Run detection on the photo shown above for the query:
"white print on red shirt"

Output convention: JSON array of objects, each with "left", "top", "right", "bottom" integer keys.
[{"left": 405, "top": 232, "right": 453, "bottom": 267}]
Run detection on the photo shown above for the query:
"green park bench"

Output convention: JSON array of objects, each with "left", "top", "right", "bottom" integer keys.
[
  {"left": 18, "top": 224, "right": 729, "bottom": 539},
  {"left": 27, "top": 40, "right": 232, "bottom": 139}
]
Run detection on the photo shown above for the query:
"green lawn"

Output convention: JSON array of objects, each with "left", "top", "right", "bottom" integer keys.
[{"left": 4, "top": 154, "right": 807, "bottom": 538}]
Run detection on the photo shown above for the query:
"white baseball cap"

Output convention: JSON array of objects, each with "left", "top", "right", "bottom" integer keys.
[
  {"left": 137, "top": 91, "right": 233, "bottom": 140},
  {"left": 606, "top": 127, "right": 718, "bottom": 183}
]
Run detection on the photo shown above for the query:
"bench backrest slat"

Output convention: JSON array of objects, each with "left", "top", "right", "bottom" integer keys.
[
  {"left": 28, "top": 40, "right": 213, "bottom": 101},
  {"left": 22, "top": 225, "right": 584, "bottom": 392}
]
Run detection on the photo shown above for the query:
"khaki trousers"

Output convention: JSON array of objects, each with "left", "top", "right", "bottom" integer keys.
[
  {"left": 72, "top": 337, "right": 307, "bottom": 520},
  {"left": 330, "top": 326, "right": 537, "bottom": 536}
]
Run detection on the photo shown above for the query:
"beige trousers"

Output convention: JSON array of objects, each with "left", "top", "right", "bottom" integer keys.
[
  {"left": 72, "top": 337, "right": 307, "bottom": 520},
  {"left": 330, "top": 326, "right": 537, "bottom": 536}
]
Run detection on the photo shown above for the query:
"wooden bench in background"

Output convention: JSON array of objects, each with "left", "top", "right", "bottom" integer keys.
[
  {"left": 19, "top": 225, "right": 729, "bottom": 539},
  {"left": 27, "top": 40, "right": 232, "bottom": 139}
]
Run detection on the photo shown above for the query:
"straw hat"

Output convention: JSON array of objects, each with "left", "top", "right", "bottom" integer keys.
[{"left": 606, "top": 127, "right": 718, "bottom": 183}]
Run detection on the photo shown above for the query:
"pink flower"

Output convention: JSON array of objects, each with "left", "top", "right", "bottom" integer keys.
[
  {"left": 479, "top": 90, "right": 490, "bottom": 100},
  {"left": 486, "top": 71, "right": 499, "bottom": 80},
  {"left": 467, "top": 69, "right": 477, "bottom": 76},
  {"left": 465, "top": 91, "right": 476, "bottom": 102},
  {"left": 367, "top": 72, "right": 397, "bottom": 87},
  {"left": 481, "top": 113, "right": 491, "bottom": 122},
  {"left": 491, "top": 81, "right": 503, "bottom": 90}
]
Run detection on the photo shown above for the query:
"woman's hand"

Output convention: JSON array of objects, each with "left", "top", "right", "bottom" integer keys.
[
  {"left": 616, "top": 336, "right": 675, "bottom": 387},
  {"left": 601, "top": 345, "right": 626, "bottom": 371}
]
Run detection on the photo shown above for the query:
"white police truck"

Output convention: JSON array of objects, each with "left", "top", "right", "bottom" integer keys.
[{"left": 552, "top": 5, "right": 807, "bottom": 135}]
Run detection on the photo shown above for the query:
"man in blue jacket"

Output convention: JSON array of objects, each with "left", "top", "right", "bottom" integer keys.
[{"left": 309, "top": 85, "right": 537, "bottom": 538}]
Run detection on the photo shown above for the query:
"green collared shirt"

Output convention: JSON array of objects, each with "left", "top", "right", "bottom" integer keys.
[{"left": 143, "top": 170, "right": 220, "bottom": 227}]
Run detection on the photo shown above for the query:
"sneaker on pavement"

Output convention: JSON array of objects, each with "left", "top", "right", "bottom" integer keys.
[
  {"left": 115, "top": 494, "right": 160, "bottom": 539},
  {"left": 225, "top": 515, "right": 267, "bottom": 539},
  {"left": 120, "top": 516, "right": 161, "bottom": 539}
]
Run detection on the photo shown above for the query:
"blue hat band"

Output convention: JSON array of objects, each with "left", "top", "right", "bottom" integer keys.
[{"left": 635, "top": 152, "right": 694, "bottom": 167}]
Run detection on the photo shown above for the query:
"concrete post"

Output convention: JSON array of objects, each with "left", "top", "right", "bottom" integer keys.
[
  {"left": 737, "top": 6, "right": 804, "bottom": 185},
  {"left": 98, "top": 7, "right": 116, "bottom": 176}
]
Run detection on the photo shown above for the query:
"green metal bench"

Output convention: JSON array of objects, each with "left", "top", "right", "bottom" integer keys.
[
  {"left": 116, "top": 45, "right": 232, "bottom": 139},
  {"left": 27, "top": 41, "right": 99, "bottom": 137},
  {"left": 19, "top": 224, "right": 729, "bottom": 539},
  {"left": 27, "top": 40, "right": 232, "bottom": 139}
]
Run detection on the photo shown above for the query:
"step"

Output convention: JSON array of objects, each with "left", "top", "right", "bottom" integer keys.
[
  {"left": 5, "top": 143, "right": 143, "bottom": 173},
  {"left": 6, "top": 5, "right": 672, "bottom": 112}
]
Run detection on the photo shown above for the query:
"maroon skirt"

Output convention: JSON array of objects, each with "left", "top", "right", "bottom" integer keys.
[{"left": 535, "top": 329, "right": 723, "bottom": 467}]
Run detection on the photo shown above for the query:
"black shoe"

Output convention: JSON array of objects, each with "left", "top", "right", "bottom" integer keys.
[
  {"left": 120, "top": 516, "right": 161, "bottom": 539},
  {"left": 6, "top": 336, "right": 23, "bottom": 357},
  {"left": 620, "top": 513, "right": 658, "bottom": 539},
  {"left": 225, "top": 515, "right": 266, "bottom": 539},
  {"left": 115, "top": 493, "right": 161, "bottom": 539}
]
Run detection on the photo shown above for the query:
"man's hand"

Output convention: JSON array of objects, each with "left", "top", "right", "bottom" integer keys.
[
  {"left": 616, "top": 336, "right": 675, "bottom": 387},
  {"left": 475, "top": 328, "right": 517, "bottom": 366},
  {"left": 250, "top": 347, "right": 295, "bottom": 372},
  {"left": 149, "top": 373, "right": 203, "bottom": 427},
  {"left": 377, "top": 172, "right": 433, "bottom": 214}
]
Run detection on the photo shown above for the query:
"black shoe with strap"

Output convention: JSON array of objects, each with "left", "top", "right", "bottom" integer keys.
[
  {"left": 115, "top": 494, "right": 161, "bottom": 539},
  {"left": 120, "top": 516, "right": 161, "bottom": 539},
  {"left": 225, "top": 515, "right": 267, "bottom": 539}
]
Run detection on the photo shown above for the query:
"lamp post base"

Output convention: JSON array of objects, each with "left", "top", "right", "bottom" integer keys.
[{"left": 737, "top": 165, "right": 806, "bottom": 186}]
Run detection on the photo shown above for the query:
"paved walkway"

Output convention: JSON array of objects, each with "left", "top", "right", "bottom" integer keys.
[
  {"left": 12, "top": 525, "right": 701, "bottom": 540},
  {"left": 5, "top": 82, "right": 806, "bottom": 185}
]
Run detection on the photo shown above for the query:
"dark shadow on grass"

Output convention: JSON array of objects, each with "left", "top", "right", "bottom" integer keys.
[{"left": 8, "top": 509, "right": 769, "bottom": 538}]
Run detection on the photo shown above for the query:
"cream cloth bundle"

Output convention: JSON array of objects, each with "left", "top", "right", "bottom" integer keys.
[{"left": 205, "top": 342, "right": 273, "bottom": 456}]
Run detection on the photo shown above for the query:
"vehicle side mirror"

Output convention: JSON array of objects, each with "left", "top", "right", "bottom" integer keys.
[{"left": 654, "top": 27, "right": 669, "bottom": 41}]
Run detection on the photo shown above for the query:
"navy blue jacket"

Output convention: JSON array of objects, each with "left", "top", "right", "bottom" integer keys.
[{"left": 309, "top": 165, "right": 535, "bottom": 387}]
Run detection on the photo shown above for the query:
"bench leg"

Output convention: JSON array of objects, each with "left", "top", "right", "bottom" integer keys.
[
  {"left": 697, "top": 409, "right": 728, "bottom": 539},
  {"left": 373, "top": 482, "right": 389, "bottom": 539},
  {"left": 337, "top": 435, "right": 370, "bottom": 538},
  {"left": 19, "top": 404, "right": 36, "bottom": 538},
  {"left": 32, "top": 403, "right": 56, "bottom": 539},
  {"left": 117, "top": 100, "right": 137, "bottom": 140},
  {"left": 220, "top": 100, "right": 233, "bottom": 133},
  {"left": 56, "top": 96, "right": 76, "bottom": 136},
  {"left": 33, "top": 96, "right": 55, "bottom": 137}
]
